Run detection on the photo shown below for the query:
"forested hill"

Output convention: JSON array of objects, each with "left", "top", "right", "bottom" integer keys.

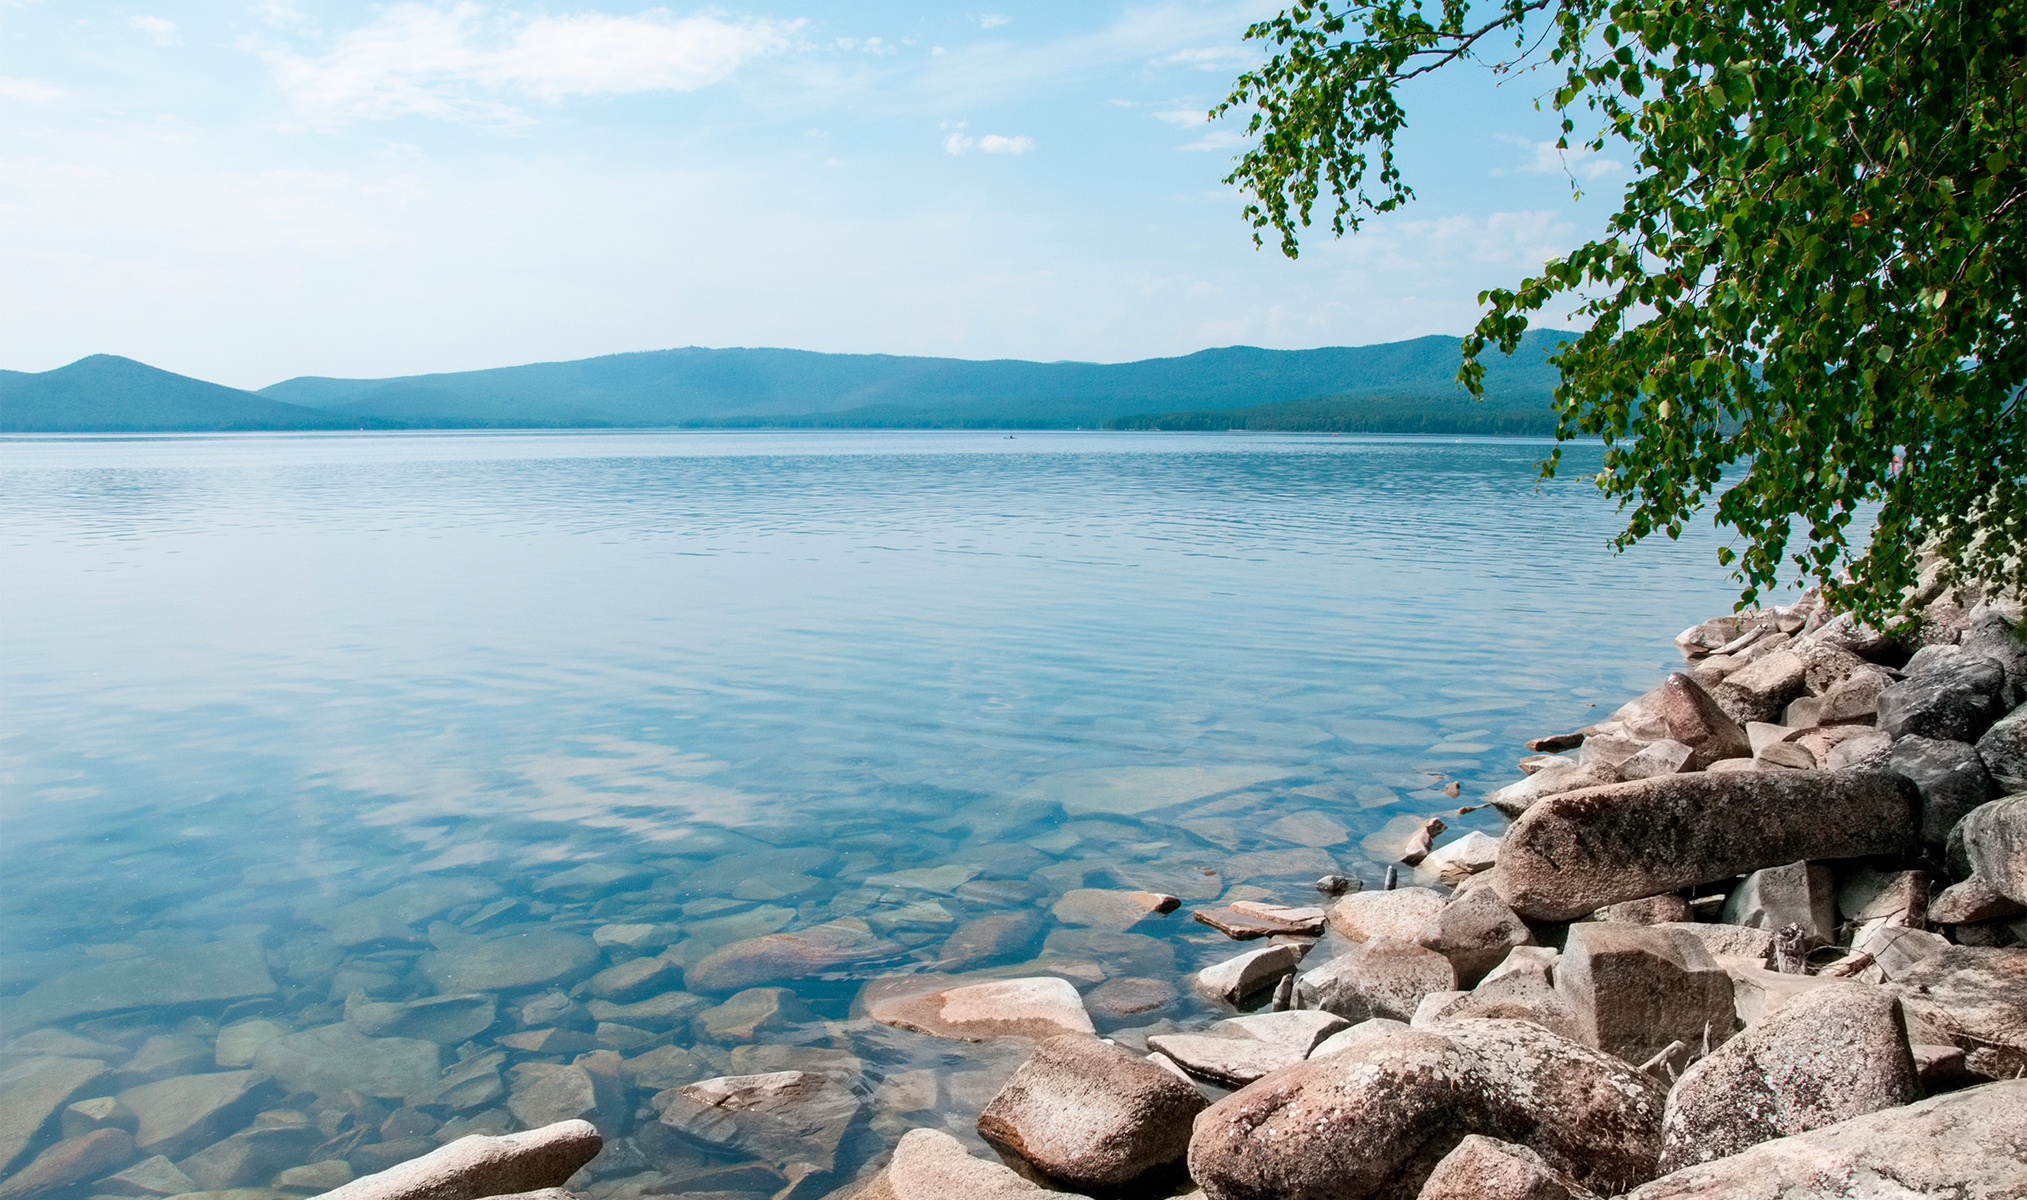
[{"left": 4, "top": 330, "right": 1573, "bottom": 432}]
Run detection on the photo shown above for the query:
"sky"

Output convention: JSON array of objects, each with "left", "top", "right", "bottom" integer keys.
[{"left": 0, "top": 1, "right": 1631, "bottom": 389}]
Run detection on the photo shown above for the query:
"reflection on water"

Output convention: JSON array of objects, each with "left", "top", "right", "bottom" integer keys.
[{"left": 0, "top": 431, "right": 1750, "bottom": 1198}]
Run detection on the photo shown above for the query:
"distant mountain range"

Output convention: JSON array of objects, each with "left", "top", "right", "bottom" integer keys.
[{"left": 1, "top": 331, "right": 1574, "bottom": 433}]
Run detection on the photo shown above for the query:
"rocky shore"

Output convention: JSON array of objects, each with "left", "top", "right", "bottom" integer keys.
[{"left": 4, "top": 570, "right": 2026, "bottom": 1200}]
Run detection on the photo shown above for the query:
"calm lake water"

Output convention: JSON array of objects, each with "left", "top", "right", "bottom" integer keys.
[{"left": 0, "top": 430, "right": 1752, "bottom": 1198}]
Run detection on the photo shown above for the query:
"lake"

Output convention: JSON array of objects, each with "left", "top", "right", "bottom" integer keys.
[{"left": 0, "top": 430, "right": 1752, "bottom": 1197}]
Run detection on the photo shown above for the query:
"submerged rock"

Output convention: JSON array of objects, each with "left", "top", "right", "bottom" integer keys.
[
  {"left": 0, "top": 1129, "right": 136, "bottom": 1200},
  {"left": 177, "top": 1119, "right": 321, "bottom": 1191},
  {"left": 1, "top": 936, "right": 276, "bottom": 1030},
  {"left": 416, "top": 927, "right": 600, "bottom": 995},
  {"left": 1494, "top": 771, "right": 1919, "bottom": 921},
  {"left": 653, "top": 1070, "right": 859, "bottom": 1174},
  {"left": 117, "top": 1072, "right": 281, "bottom": 1161},
  {"left": 976, "top": 1034, "right": 1206, "bottom": 1193},
  {"left": 684, "top": 920, "right": 904, "bottom": 993},
  {"left": 867, "top": 977, "right": 1095, "bottom": 1042},
  {"left": 0, "top": 1057, "right": 108, "bottom": 1177},
  {"left": 1193, "top": 943, "right": 1309, "bottom": 1005},
  {"left": 344, "top": 994, "right": 497, "bottom": 1045},
  {"left": 935, "top": 912, "right": 1041, "bottom": 971},
  {"left": 252, "top": 1025, "right": 441, "bottom": 1101}
]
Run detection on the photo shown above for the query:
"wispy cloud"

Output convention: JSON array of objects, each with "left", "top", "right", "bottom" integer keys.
[
  {"left": 1498, "top": 136, "right": 1624, "bottom": 181},
  {"left": 260, "top": 3, "right": 799, "bottom": 125},
  {"left": 978, "top": 133, "right": 1033, "bottom": 154},
  {"left": 1153, "top": 108, "right": 1206, "bottom": 126},
  {"left": 980, "top": 14, "right": 1011, "bottom": 28},
  {"left": 1159, "top": 45, "right": 1253, "bottom": 70},
  {"left": 129, "top": 15, "right": 179, "bottom": 46},
  {"left": 1178, "top": 128, "right": 1247, "bottom": 151},
  {"left": 0, "top": 76, "right": 63, "bottom": 103}
]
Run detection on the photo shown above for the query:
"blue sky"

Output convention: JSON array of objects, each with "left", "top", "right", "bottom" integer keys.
[{"left": 1, "top": 1, "right": 1628, "bottom": 388}]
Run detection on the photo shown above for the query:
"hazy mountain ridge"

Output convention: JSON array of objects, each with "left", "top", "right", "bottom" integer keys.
[{"left": 3, "top": 332, "right": 1575, "bottom": 432}]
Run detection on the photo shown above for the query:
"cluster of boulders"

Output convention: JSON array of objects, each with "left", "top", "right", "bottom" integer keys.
[{"left": 817, "top": 581, "right": 2027, "bottom": 1198}]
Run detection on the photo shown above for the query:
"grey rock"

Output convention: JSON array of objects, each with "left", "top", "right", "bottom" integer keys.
[
  {"left": 1722, "top": 861, "right": 1838, "bottom": 944},
  {"left": 1837, "top": 866, "right": 1930, "bottom": 924},
  {"left": 1825, "top": 728, "right": 1894, "bottom": 771},
  {"left": 312, "top": 880, "right": 499, "bottom": 947},
  {"left": 1416, "top": 1135, "right": 1599, "bottom": 1200},
  {"left": 1083, "top": 976, "right": 1178, "bottom": 1022},
  {"left": 534, "top": 862, "right": 653, "bottom": 899},
  {"left": 213, "top": 1020, "right": 288, "bottom": 1070},
  {"left": 1614, "top": 739, "right": 1695, "bottom": 781},
  {"left": 1658, "top": 982, "right": 1919, "bottom": 1173},
  {"left": 584, "top": 991, "right": 706, "bottom": 1030},
  {"left": 252, "top": 1024, "right": 441, "bottom": 1101},
  {"left": 1817, "top": 667, "right": 1895, "bottom": 726},
  {"left": 976, "top": 1034, "right": 1206, "bottom": 1192},
  {"left": 1591, "top": 894, "right": 1693, "bottom": 925},
  {"left": 112, "top": 1036, "right": 210, "bottom": 1089},
  {"left": 1328, "top": 887, "right": 1447, "bottom": 942},
  {"left": 694, "top": 986, "right": 813, "bottom": 1043},
  {"left": 177, "top": 1118, "right": 320, "bottom": 1191},
  {"left": 654, "top": 1069, "right": 858, "bottom": 1175},
  {"left": 1422, "top": 946, "right": 1579, "bottom": 1040},
  {"left": 1193, "top": 943, "right": 1309, "bottom": 1005},
  {"left": 865, "top": 976, "right": 1094, "bottom": 1042},
  {"left": 1880, "top": 945, "right": 2027, "bottom": 1080},
  {"left": 1309, "top": 1018, "right": 1410, "bottom": 1058},
  {"left": 1187, "top": 1019, "right": 1664, "bottom": 1200},
  {"left": 505, "top": 1064, "right": 624, "bottom": 1137},
  {"left": 1487, "top": 764, "right": 1620, "bottom": 818},
  {"left": 1713, "top": 650, "right": 1808, "bottom": 724},
  {"left": 1976, "top": 704, "right": 2027, "bottom": 794},
  {"left": 1494, "top": 771, "right": 1919, "bottom": 921},
  {"left": 935, "top": 912, "right": 1041, "bottom": 971},
  {"left": 1796, "top": 640, "right": 1871, "bottom": 695},
  {"left": 344, "top": 994, "right": 497, "bottom": 1045},
  {"left": 1626, "top": 1079, "right": 2027, "bottom": 1200},
  {"left": 0, "top": 936, "right": 275, "bottom": 1030},
  {"left": 1930, "top": 876, "right": 2027, "bottom": 925},
  {"left": 1886, "top": 736, "right": 1996, "bottom": 843},
  {"left": 410, "top": 1051, "right": 506, "bottom": 1113},
  {"left": 60, "top": 1096, "right": 136, "bottom": 1140},
  {"left": 95, "top": 1155, "right": 197, "bottom": 1198},
  {"left": 0, "top": 1057, "right": 108, "bottom": 1177},
  {"left": 683, "top": 920, "right": 904, "bottom": 993},
  {"left": 1800, "top": 611, "right": 1900, "bottom": 659},
  {"left": 849, "top": 1127, "right": 1090, "bottom": 1200},
  {"left": 618, "top": 1045, "right": 710, "bottom": 1093},
  {"left": 1956, "top": 795, "right": 2027, "bottom": 903},
  {"left": 1297, "top": 936, "right": 1456, "bottom": 1023},
  {"left": 117, "top": 1072, "right": 280, "bottom": 1161},
  {"left": 272, "top": 1160, "right": 353, "bottom": 1195},
  {"left": 416, "top": 927, "right": 600, "bottom": 995},
  {"left": 315, "top": 1119, "right": 601, "bottom": 1200},
  {"left": 585, "top": 956, "right": 682, "bottom": 1003},
  {"left": 1415, "top": 887, "right": 1534, "bottom": 987},
  {"left": 0, "top": 1129, "right": 136, "bottom": 1200},
  {"left": 1554, "top": 923, "right": 1735, "bottom": 1065},
  {"left": 1878, "top": 647, "right": 2007, "bottom": 742}
]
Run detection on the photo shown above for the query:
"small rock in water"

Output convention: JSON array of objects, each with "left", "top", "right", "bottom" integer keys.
[
  {"left": 694, "top": 987, "right": 814, "bottom": 1043},
  {"left": 272, "top": 1160, "right": 353, "bottom": 1196},
  {"left": 1193, "top": 943, "right": 1310, "bottom": 1005},
  {"left": 252, "top": 1025, "right": 442, "bottom": 1101},
  {"left": 1049, "top": 889, "right": 1179, "bottom": 930},
  {"left": 654, "top": 1070, "right": 859, "bottom": 1174},
  {"left": 1399, "top": 818, "right": 1447, "bottom": 866},
  {"left": 95, "top": 1155, "right": 197, "bottom": 1198},
  {"left": 585, "top": 955, "right": 682, "bottom": 1002},
  {"left": 977, "top": 1034, "right": 1206, "bottom": 1193},
  {"left": 59, "top": 1096, "right": 136, "bottom": 1140},
  {"left": 683, "top": 920, "right": 905, "bottom": 993},
  {"left": 1192, "top": 902, "right": 1325, "bottom": 940},
  {"left": 935, "top": 911, "right": 1041, "bottom": 971},
  {"left": 0, "top": 1129, "right": 137, "bottom": 1200},
  {"left": 344, "top": 994, "right": 497, "bottom": 1046},
  {"left": 117, "top": 1071, "right": 281, "bottom": 1161},
  {"left": 1313, "top": 874, "right": 1359, "bottom": 896},
  {"left": 1083, "top": 976, "right": 1177, "bottom": 1022},
  {"left": 867, "top": 976, "right": 1095, "bottom": 1042}
]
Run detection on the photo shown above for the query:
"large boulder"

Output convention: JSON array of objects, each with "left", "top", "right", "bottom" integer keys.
[
  {"left": 1554, "top": 924, "right": 1735, "bottom": 1065},
  {"left": 1414, "top": 887, "right": 1535, "bottom": 987},
  {"left": 1876, "top": 648, "right": 2007, "bottom": 743},
  {"left": 1886, "top": 736, "right": 1995, "bottom": 843},
  {"left": 1494, "top": 771, "right": 1919, "bottom": 921},
  {"left": 847, "top": 1128, "right": 1091, "bottom": 1200},
  {"left": 1296, "top": 937, "right": 1456, "bottom": 1023},
  {"left": 1976, "top": 704, "right": 2027, "bottom": 794},
  {"left": 1879, "top": 946, "right": 2027, "bottom": 1079},
  {"left": 1186, "top": 1020, "right": 1663, "bottom": 1200},
  {"left": 316, "top": 1120, "right": 601, "bottom": 1200},
  {"left": 975, "top": 1034, "right": 1206, "bottom": 1193},
  {"left": 1955, "top": 795, "right": 2027, "bottom": 903},
  {"left": 1415, "top": 1135, "right": 1598, "bottom": 1200},
  {"left": 1626, "top": 1079, "right": 2027, "bottom": 1199},
  {"left": 1328, "top": 888, "right": 1448, "bottom": 942},
  {"left": 1657, "top": 982, "right": 1919, "bottom": 1173}
]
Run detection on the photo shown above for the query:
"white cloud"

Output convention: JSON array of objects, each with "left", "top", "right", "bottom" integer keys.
[
  {"left": 944, "top": 131, "right": 973, "bottom": 154},
  {"left": 1502, "top": 137, "right": 1625, "bottom": 181},
  {"left": 980, "top": 14, "right": 1011, "bottom": 28},
  {"left": 1178, "top": 128, "right": 1247, "bottom": 152},
  {"left": 977, "top": 133, "right": 1033, "bottom": 154},
  {"left": 1153, "top": 109, "right": 1205, "bottom": 126},
  {"left": 261, "top": 3, "right": 799, "bottom": 124},
  {"left": 0, "top": 76, "right": 62, "bottom": 103},
  {"left": 1159, "top": 46, "right": 1253, "bottom": 70},
  {"left": 130, "top": 15, "right": 179, "bottom": 45}
]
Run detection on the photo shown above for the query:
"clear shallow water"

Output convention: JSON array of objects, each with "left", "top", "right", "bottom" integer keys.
[{"left": 0, "top": 430, "right": 1752, "bottom": 1197}]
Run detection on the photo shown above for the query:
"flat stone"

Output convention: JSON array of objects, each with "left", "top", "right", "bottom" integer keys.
[
  {"left": 1261, "top": 810, "right": 1350, "bottom": 847},
  {"left": 0, "top": 1058, "right": 108, "bottom": 1177},
  {"left": 312, "top": 880, "right": 499, "bottom": 947},
  {"left": 1192, "top": 904, "right": 1323, "bottom": 940},
  {"left": 1414, "top": 887, "right": 1535, "bottom": 986},
  {"left": 1975, "top": 704, "right": 2027, "bottom": 794},
  {"left": 1412, "top": 832, "right": 1502, "bottom": 887},
  {"left": 585, "top": 956, "right": 682, "bottom": 1002},
  {"left": 1297, "top": 936, "right": 1456, "bottom": 1022},
  {"left": 868, "top": 977, "right": 1094, "bottom": 1042},
  {"left": 684, "top": 920, "right": 904, "bottom": 992},
  {"left": 618, "top": 1045, "right": 709, "bottom": 1093},
  {"left": 344, "top": 994, "right": 496, "bottom": 1045},
  {"left": 494, "top": 1028, "right": 594, "bottom": 1054},
  {"left": 272, "top": 1160, "right": 352, "bottom": 1195},
  {"left": 863, "top": 864, "right": 982, "bottom": 893},
  {"left": 252, "top": 1025, "right": 441, "bottom": 1101},
  {"left": 111, "top": 1037, "right": 208, "bottom": 1089},
  {"left": 1879, "top": 945, "right": 2027, "bottom": 1079},
  {"left": 316, "top": 1119, "right": 601, "bottom": 1200},
  {"left": 585, "top": 991, "right": 706, "bottom": 1030},
  {"left": 1495, "top": 771, "right": 1920, "bottom": 921},
  {"left": 1186, "top": 1019, "right": 1665, "bottom": 1200},
  {"left": 1308, "top": 1017, "right": 1409, "bottom": 1058},
  {"left": 976, "top": 1034, "right": 1206, "bottom": 1192},
  {"left": 654, "top": 1070, "right": 859, "bottom": 1173},
  {"left": 1658, "top": 982, "right": 1918, "bottom": 1173},
  {"left": 1327, "top": 887, "right": 1447, "bottom": 942},
  {"left": 694, "top": 986, "right": 813, "bottom": 1042},
  {"left": 177, "top": 1120, "right": 320, "bottom": 1191},
  {"left": 96, "top": 1154, "right": 197, "bottom": 1197},
  {"left": 1193, "top": 943, "right": 1309, "bottom": 1005},
  {"left": 935, "top": 912, "right": 1041, "bottom": 971},
  {"left": 534, "top": 862, "right": 653, "bottom": 899},
  {"left": 1147, "top": 1011, "right": 1348, "bottom": 1087},
  {"left": 1050, "top": 889, "right": 1177, "bottom": 930},
  {"left": 59, "top": 1096, "right": 134, "bottom": 1141},
  {"left": 1625, "top": 1079, "right": 2027, "bottom": 1199},
  {"left": 1555, "top": 923, "right": 1736, "bottom": 1066},
  {"left": 1878, "top": 647, "right": 2007, "bottom": 743},
  {"left": 0, "top": 937, "right": 276, "bottom": 1031},
  {"left": 410, "top": 1051, "right": 506, "bottom": 1112},
  {"left": 591, "top": 923, "right": 670, "bottom": 952},
  {"left": 116, "top": 1072, "right": 280, "bottom": 1161},
  {"left": 212, "top": 1021, "right": 287, "bottom": 1070},
  {"left": 1040, "top": 928, "right": 1176, "bottom": 978},
  {"left": 1084, "top": 977, "right": 1177, "bottom": 1022},
  {"left": 1418, "top": 1135, "right": 1597, "bottom": 1200},
  {"left": 1722, "top": 861, "right": 1838, "bottom": 944},
  {"left": 1592, "top": 893, "right": 1694, "bottom": 925},
  {"left": 1958, "top": 795, "right": 2027, "bottom": 903},
  {"left": 0, "top": 1129, "right": 136, "bottom": 1200},
  {"left": 416, "top": 927, "right": 599, "bottom": 994},
  {"left": 506, "top": 1065, "right": 623, "bottom": 1137},
  {"left": 850, "top": 1126, "right": 1086, "bottom": 1199}
]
